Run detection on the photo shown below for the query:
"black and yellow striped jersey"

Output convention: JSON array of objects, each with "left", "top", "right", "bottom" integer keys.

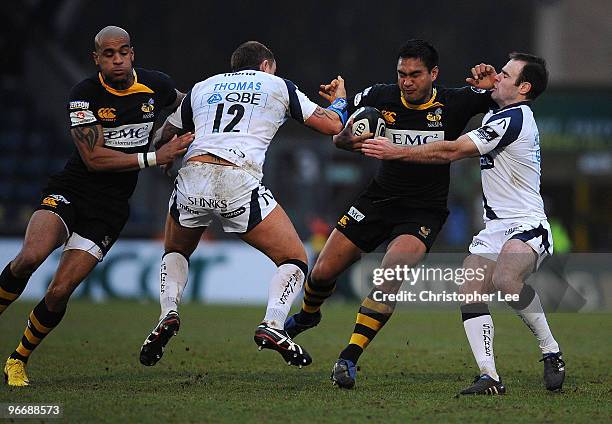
[
  {"left": 52, "top": 68, "right": 177, "bottom": 201},
  {"left": 349, "top": 84, "right": 494, "bottom": 209}
]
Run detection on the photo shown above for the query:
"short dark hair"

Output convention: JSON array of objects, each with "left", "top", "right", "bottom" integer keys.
[
  {"left": 230, "top": 41, "right": 275, "bottom": 72},
  {"left": 397, "top": 39, "right": 438, "bottom": 71},
  {"left": 509, "top": 52, "right": 548, "bottom": 100}
]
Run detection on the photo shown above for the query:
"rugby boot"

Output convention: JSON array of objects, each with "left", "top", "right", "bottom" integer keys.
[
  {"left": 140, "top": 311, "right": 181, "bottom": 366},
  {"left": 540, "top": 351, "right": 565, "bottom": 391},
  {"left": 460, "top": 374, "right": 506, "bottom": 395},
  {"left": 331, "top": 358, "right": 357, "bottom": 389},
  {"left": 254, "top": 323, "right": 312, "bottom": 367},
  {"left": 4, "top": 358, "right": 29, "bottom": 387}
]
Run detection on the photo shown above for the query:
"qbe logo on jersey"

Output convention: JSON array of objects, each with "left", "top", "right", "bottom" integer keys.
[{"left": 199, "top": 90, "right": 269, "bottom": 134}]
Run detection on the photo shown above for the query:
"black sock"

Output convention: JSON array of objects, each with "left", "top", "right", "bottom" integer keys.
[
  {"left": 0, "top": 262, "right": 30, "bottom": 314},
  {"left": 339, "top": 344, "right": 363, "bottom": 364}
]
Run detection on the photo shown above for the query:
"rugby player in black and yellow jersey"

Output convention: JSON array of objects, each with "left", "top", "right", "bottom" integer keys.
[
  {"left": 284, "top": 39, "right": 496, "bottom": 388},
  {"left": 1, "top": 26, "right": 194, "bottom": 386}
]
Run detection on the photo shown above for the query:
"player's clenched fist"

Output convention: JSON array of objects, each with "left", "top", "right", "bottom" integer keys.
[
  {"left": 466, "top": 63, "right": 497, "bottom": 90},
  {"left": 320, "top": 75, "right": 347, "bottom": 103}
]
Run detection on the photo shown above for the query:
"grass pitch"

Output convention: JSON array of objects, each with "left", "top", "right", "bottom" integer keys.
[{"left": 1, "top": 301, "right": 610, "bottom": 423}]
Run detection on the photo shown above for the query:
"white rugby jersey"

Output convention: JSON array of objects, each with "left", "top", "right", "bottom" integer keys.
[
  {"left": 167, "top": 70, "right": 318, "bottom": 180},
  {"left": 466, "top": 102, "right": 547, "bottom": 222}
]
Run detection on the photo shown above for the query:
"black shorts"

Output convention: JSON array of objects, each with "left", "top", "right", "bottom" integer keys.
[
  {"left": 335, "top": 187, "right": 449, "bottom": 253},
  {"left": 36, "top": 184, "right": 129, "bottom": 257}
]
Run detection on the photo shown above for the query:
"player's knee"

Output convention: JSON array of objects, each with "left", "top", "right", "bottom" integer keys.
[
  {"left": 491, "top": 270, "right": 518, "bottom": 294},
  {"left": 310, "top": 259, "right": 338, "bottom": 287},
  {"left": 12, "top": 250, "right": 46, "bottom": 277},
  {"left": 45, "top": 285, "right": 73, "bottom": 310}
]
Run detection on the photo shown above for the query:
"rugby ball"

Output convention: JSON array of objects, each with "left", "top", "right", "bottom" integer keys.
[{"left": 348, "top": 106, "right": 385, "bottom": 137}]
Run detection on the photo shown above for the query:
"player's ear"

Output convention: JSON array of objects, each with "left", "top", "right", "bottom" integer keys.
[
  {"left": 259, "top": 60, "right": 268, "bottom": 73},
  {"left": 519, "top": 81, "right": 532, "bottom": 97},
  {"left": 130, "top": 46, "right": 135, "bottom": 62},
  {"left": 430, "top": 66, "right": 439, "bottom": 82},
  {"left": 92, "top": 51, "right": 99, "bottom": 66},
  {"left": 259, "top": 59, "right": 276, "bottom": 74}
]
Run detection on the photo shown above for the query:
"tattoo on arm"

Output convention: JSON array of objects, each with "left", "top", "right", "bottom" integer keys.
[
  {"left": 72, "top": 126, "right": 100, "bottom": 152},
  {"left": 312, "top": 106, "right": 338, "bottom": 121}
]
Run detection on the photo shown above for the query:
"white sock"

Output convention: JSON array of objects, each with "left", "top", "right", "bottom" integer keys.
[
  {"left": 515, "top": 292, "right": 560, "bottom": 354},
  {"left": 263, "top": 262, "right": 306, "bottom": 330},
  {"left": 160, "top": 252, "right": 189, "bottom": 319},
  {"left": 463, "top": 314, "right": 499, "bottom": 381}
]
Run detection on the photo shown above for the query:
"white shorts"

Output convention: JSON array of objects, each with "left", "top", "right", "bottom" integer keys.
[
  {"left": 469, "top": 218, "right": 554, "bottom": 269},
  {"left": 63, "top": 232, "right": 104, "bottom": 262},
  {"left": 169, "top": 162, "right": 277, "bottom": 233}
]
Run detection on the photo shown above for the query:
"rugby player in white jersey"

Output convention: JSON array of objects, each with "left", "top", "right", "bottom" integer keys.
[
  {"left": 361, "top": 53, "right": 565, "bottom": 394},
  {"left": 139, "top": 41, "right": 347, "bottom": 368}
]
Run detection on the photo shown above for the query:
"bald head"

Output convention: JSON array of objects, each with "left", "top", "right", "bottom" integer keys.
[
  {"left": 92, "top": 26, "right": 134, "bottom": 88},
  {"left": 94, "top": 26, "right": 130, "bottom": 52}
]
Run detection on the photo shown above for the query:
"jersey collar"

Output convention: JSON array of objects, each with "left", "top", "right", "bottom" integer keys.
[
  {"left": 497, "top": 100, "right": 532, "bottom": 111},
  {"left": 400, "top": 87, "right": 445, "bottom": 110},
  {"left": 98, "top": 69, "right": 154, "bottom": 96}
]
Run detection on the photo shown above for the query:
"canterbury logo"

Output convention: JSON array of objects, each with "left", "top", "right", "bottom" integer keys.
[
  {"left": 338, "top": 215, "right": 350, "bottom": 228},
  {"left": 381, "top": 110, "right": 397, "bottom": 124},
  {"left": 98, "top": 108, "right": 116, "bottom": 120},
  {"left": 419, "top": 226, "right": 431, "bottom": 238},
  {"left": 42, "top": 197, "right": 57, "bottom": 208}
]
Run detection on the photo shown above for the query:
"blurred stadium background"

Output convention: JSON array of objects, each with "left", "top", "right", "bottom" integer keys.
[
  {"left": 0, "top": 0, "right": 610, "bottom": 307},
  {"left": 1, "top": 2, "right": 611, "bottom": 422}
]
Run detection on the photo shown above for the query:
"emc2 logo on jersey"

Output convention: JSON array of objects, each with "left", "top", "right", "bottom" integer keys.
[{"left": 386, "top": 129, "right": 445, "bottom": 146}]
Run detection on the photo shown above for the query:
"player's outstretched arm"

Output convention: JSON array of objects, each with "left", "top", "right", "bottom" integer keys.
[
  {"left": 305, "top": 107, "right": 345, "bottom": 135},
  {"left": 304, "top": 76, "right": 347, "bottom": 135},
  {"left": 361, "top": 134, "right": 479, "bottom": 163},
  {"left": 71, "top": 124, "right": 193, "bottom": 172},
  {"left": 466, "top": 63, "right": 497, "bottom": 90}
]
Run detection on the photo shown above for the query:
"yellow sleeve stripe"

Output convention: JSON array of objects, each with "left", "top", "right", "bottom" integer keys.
[{"left": 356, "top": 313, "right": 383, "bottom": 331}]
